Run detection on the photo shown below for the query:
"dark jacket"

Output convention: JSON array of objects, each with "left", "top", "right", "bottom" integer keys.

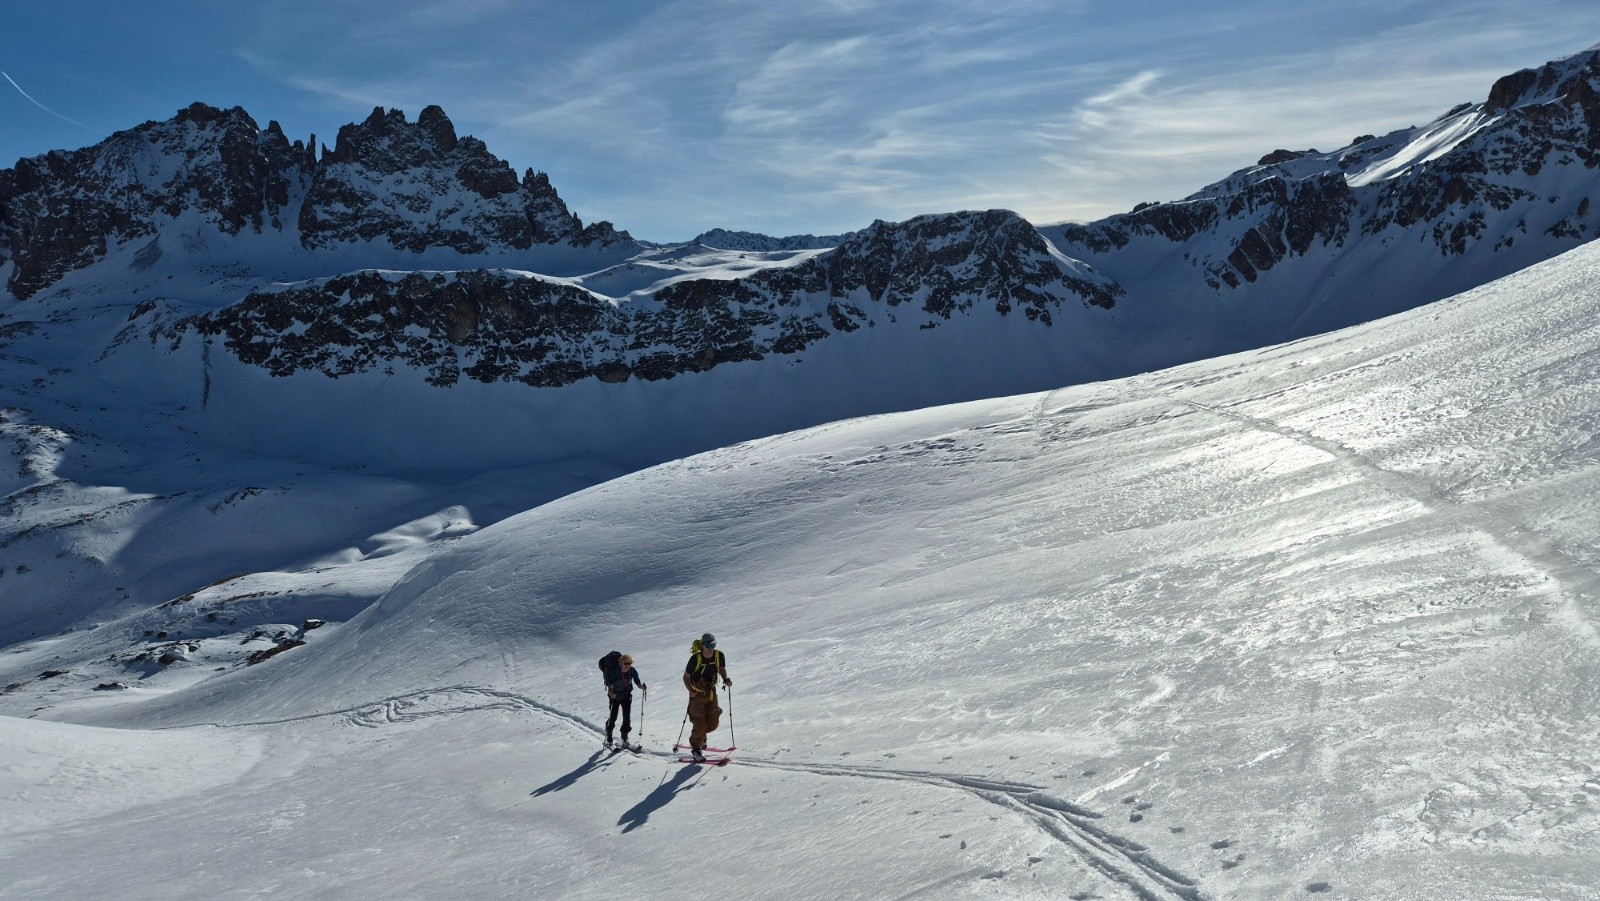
[{"left": 606, "top": 667, "right": 644, "bottom": 698}]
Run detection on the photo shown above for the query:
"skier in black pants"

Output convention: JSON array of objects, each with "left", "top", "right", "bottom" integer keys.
[{"left": 605, "top": 654, "right": 647, "bottom": 749}]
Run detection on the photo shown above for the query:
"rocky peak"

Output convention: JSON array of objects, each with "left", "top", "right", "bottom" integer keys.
[
  {"left": 300, "top": 104, "right": 630, "bottom": 252},
  {"left": 1487, "top": 69, "right": 1541, "bottom": 113},
  {"left": 820, "top": 209, "right": 1122, "bottom": 319},
  {"left": 1485, "top": 48, "right": 1600, "bottom": 114},
  {"left": 172, "top": 101, "right": 255, "bottom": 129},
  {"left": 416, "top": 105, "right": 458, "bottom": 153},
  {"left": 0, "top": 102, "right": 314, "bottom": 298},
  {"left": 0, "top": 102, "right": 637, "bottom": 297},
  {"left": 328, "top": 106, "right": 448, "bottom": 167},
  {"left": 1258, "top": 149, "right": 1316, "bottom": 166}
]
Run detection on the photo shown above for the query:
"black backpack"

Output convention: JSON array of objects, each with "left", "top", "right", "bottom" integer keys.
[{"left": 598, "top": 650, "right": 622, "bottom": 684}]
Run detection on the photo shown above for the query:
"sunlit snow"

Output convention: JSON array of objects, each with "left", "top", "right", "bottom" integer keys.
[{"left": 4, "top": 234, "right": 1599, "bottom": 898}]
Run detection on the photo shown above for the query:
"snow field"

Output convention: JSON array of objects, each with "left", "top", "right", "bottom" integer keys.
[{"left": 6, "top": 233, "right": 1600, "bottom": 898}]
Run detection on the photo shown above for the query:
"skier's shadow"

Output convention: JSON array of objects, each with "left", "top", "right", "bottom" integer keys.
[
  {"left": 530, "top": 749, "right": 612, "bottom": 797},
  {"left": 617, "top": 764, "right": 702, "bottom": 833}
]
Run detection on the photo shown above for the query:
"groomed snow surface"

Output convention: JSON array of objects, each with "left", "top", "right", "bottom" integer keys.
[{"left": 6, "top": 240, "right": 1600, "bottom": 899}]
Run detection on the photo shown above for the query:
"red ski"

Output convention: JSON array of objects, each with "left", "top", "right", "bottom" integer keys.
[
  {"left": 673, "top": 744, "right": 736, "bottom": 753},
  {"left": 678, "top": 755, "right": 732, "bottom": 766}
]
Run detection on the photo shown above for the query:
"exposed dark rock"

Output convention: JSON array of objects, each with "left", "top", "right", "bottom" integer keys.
[
  {"left": 1258, "top": 149, "right": 1311, "bottom": 166},
  {"left": 1488, "top": 69, "right": 1540, "bottom": 112},
  {"left": 246, "top": 639, "right": 305, "bottom": 665},
  {"left": 690, "top": 228, "right": 853, "bottom": 251},
  {"left": 162, "top": 210, "right": 1121, "bottom": 386}
]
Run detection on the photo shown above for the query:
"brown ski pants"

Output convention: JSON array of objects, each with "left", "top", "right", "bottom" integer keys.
[{"left": 687, "top": 691, "right": 722, "bottom": 750}]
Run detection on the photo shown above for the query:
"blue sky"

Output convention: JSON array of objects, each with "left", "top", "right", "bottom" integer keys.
[{"left": 3, "top": 1, "right": 1599, "bottom": 241}]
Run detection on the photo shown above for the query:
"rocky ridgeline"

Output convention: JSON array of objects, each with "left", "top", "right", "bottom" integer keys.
[
  {"left": 688, "top": 228, "right": 854, "bottom": 252},
  {"left": 0, "top": 104, "right": 634, "bottom": 299},
  {"left": 1052, "top": 48, "right": 1600, "bottom": 291},
  {"left": 161, "top": 210, "right": 1122, "bottom": 387}
]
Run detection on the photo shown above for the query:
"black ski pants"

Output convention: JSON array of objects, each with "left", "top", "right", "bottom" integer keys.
[{"left": 606, "top": 693, "right": 633, "bottom": 741}]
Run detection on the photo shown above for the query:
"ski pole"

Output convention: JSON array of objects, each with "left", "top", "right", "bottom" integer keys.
[
  {"left": 727, "top": 683, "right": 736, "bottom": 751},
  {"left": 639, "top": 687, "right": 646, "bottom": 745},
  {"left": 674, "top": 699, "right": 690, "bottom": 751}
]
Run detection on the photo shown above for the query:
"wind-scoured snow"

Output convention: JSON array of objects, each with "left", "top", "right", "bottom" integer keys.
[
  {"left": 5, "top": 237, "right": 1600, "bottom": 899},
  {"left": 1342, "top": 109, "right": 1494, "bottom": 188}
]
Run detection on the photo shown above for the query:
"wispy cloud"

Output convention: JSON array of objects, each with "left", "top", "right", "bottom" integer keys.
[
  {"left": 218, "top": 0, "right": 1600, "bottom": 238},
  {"left": 1016, "top": 13, "right": 1587, "bottom": 223}
]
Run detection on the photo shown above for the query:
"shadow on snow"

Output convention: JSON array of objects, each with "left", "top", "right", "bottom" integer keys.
[
  {"left": 530, "top": 749, "right": 614, "bottom": 797},
  {"left": 617, "top": 764, "right": 703, "bottom": 833}
]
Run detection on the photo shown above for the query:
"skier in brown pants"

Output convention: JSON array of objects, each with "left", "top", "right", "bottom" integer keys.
[{"left": 683, "top": 632, "right": 731, "bottom": 762}]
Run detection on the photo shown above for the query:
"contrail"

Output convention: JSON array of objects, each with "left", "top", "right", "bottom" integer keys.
[{"left": 2, "top": 71, "right": 106, "bottom": 136}]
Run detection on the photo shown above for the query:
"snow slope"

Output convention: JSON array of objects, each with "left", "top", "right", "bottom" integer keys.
[
  {"left": 5, "top": 236, "right": 1600, "bottom": 898},
  {"left": 9, "top": 50, "right": 1600, "bottom": 659}
]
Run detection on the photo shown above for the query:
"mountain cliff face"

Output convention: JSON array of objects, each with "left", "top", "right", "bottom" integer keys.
[
  {"left": 0, "top": 104, "right": 635, "bottom": 300},
  {"left": 298, "top": 105, "right": 625, "bottom": 254},
  {"left": 0, "top": 104, "right": 310, "bottom": 299},
  {"left": 155, "top": 210, "right": 1121, "bottom": 387},
  {"left": 1044, "top": 48, "right": 1600, "bottom": 328}
]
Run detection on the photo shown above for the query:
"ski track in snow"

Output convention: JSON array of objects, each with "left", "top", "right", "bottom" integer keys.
[
  {"left": 178, "top": 684, "right": 1206, "bottom": 900},
  {"left": 1158, "top": 394, "right": 1600, "bottom": 647}
]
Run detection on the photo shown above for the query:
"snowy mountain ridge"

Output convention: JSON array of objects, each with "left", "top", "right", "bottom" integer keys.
[
  {"left": 139, "top": 209, "right": 1120, "bottom": 389},
  {"left": 3, "top": 47, "right": 1598, "bottom": 360},
  {"left": 1042, "top": 48, "right": 1600, "bottom": 340}
]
